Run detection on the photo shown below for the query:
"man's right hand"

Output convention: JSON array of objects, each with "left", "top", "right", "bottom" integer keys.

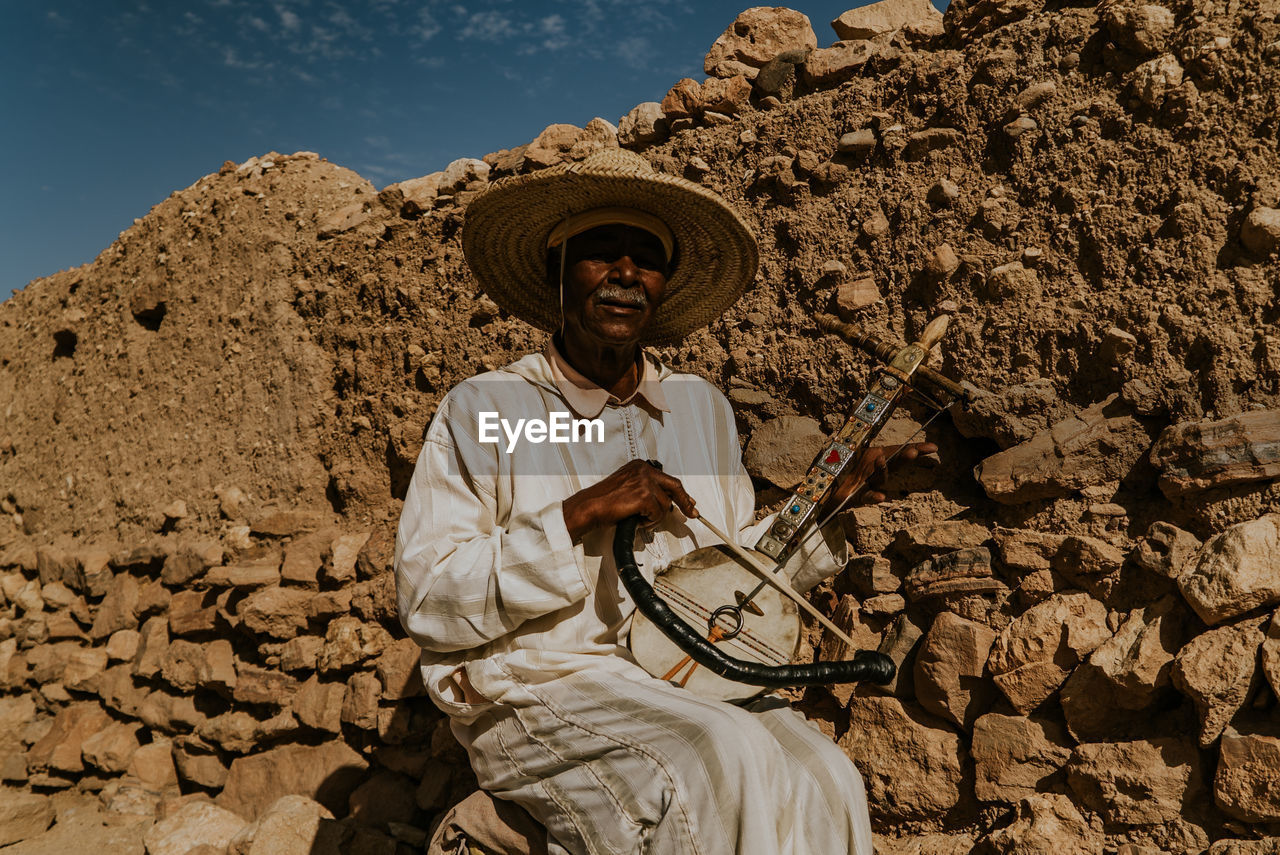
[{"left": 562, "top": 459, "right": 697, "bottom": 542}]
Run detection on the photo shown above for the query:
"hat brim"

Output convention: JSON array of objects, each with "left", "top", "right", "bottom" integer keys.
[{"left": 462, "top": 155, "right": 759, "bottom": 345}]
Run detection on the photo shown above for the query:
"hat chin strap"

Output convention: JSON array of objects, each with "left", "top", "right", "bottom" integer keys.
[{"left": 558, "top": 239, "right": 568, "bottom": 337}]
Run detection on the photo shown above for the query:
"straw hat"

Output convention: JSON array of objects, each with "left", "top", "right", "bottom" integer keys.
[{"left": 462, "top": 148, "right": 759, "bottom": 345}]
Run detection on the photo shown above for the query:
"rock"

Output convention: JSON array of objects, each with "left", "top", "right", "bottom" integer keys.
[
  {"left": 280, "top": 635, "right": 323, "bottom": 672},
  {"left": 1129, "top": 54, "right": 1184, "bottom": 108},
  {"left": 1133, "top": 522, "right": 1202, "bottom": 580},
  {"left": 837, "top": 129, "right": 877, "bottom": 157},
  {"left": 800, "top": 40, "right": 874, "bottom": 88},
  {"left": 846, "top": 555, "right": 898, "bottom": 597},
  {"left": 1067, "top": 738, "right": 1201, "bottom": 824},
  {"left": 168, "top": 589, "right": 218, "bottom": 636},
  {"left": 172, "top": 737, "right": 229, "bottom": 790},
  {"left": 952, "top": 379, "right": 1071, "bottom": 450},
  {"left": 987, "top": 592, "right": 1111, "bottom": 713},
  {"left": 861, "top": 209, "right": 890, "bottom": 240},
  {"left": 229, "top": 794, "right": 342, "bottom": 855},
  {"left": 317, "top": 617, "right": 392, "bottom": 673},
  {"left": 913, "top": 612, "right": 996, "bottom": 730},
  {"left": 439, "top": 158, "right": 490, "bottom": 194},
  {"left": 832, "top": 0, "right": 943, "bottom": 40},
  {"left": 975, "top": 396, "right": 1153, "bottom": 504},
  {"left": 133, "top": 615, "right": 170, "bottom": 678},
  {"left": 386, "top": 173, "right": 441, "bottom": 216},
  {"left": 204, "top": 552, "right": 281, "bottom": 588},
  {"left": 894, "top": 520, "right": 991, "bottom": 562},
  {"left": 144, "top": 799, "right": 247, "bottom": 855},
  {"left": 250, "top": 510, "right": 326, "bottom": 538},
  {"left": 1059, "top": 596, "right": 1185, "bottom": 740},
  {"left": 700, "top": 75, "right": 753, "bottom": 116},
  {"left": 62, "top": 646, "right": 108, "bottom": 691},
  {"left": 993, "top": 528, "right": 1066, "bottom": 573},
  {"left": 375, "top": 637, "right": 426, "bottom": 700},
  {"left": 1051, "top": 534, "right": 1125, "bottom": 600},
  {"left": 1206, "top": 840, "right": 1280, "bottom": 855},
  {"left": 233, "top": 662, "right": 296, "bottom": 706},
  {"left": 129, "top": 738, "right": 179, "bottom": 792},
  {"left": 239, "top": 586, "right": 313, "bottom": 640},
  {"left": 160, "top": 639, "right": 207, "bottom": 692},
  {"left": 0, "top": 791, "right": 53, "bottom": 846},
  {"left": 704, "top": 7, "right": 817, "bottom": 79},
  {"left": 26, "top": 703, "right": 111, "bottom": 774},
  {"left": 1100, "top": 326, "right": 1137, "bottom": 363},
  {"left": 324, "top": 531, "right": 370, "bottom": 585},
  {"left": 743, "top": 416, "right": 828, "bottom": 489},
  {"left": 661, "top": 76, "right": 752, "bottom": 121},
  {"left": 920, "top": 178, "right": 961, "bottom": 213},
  {"left": 752, "top": 49, "right": 809, "bottom": 100},
  {"left": 971, "top": 713, "right": 1071, "bottom": 802},
  {"left": 984, "top": 794, "right": 1100, "bottom": 854},
  {"left": 280, "top": 529, "right": 333, "bottom": 587},
  {"left": 1262, "top": 611, "right": 1280, "bottom": 701},
  {"left": 906, "top": 128, "right": 963, "bottom": 160},
  {"left": 617, "top": 102, "right": 668, "bottom": 148},
  {"left": 1241, "top": 206, "right": 1280, "bottom": 254},
  {"left": 349, "top": 770, "right": 418, "bottom": 829},
  {"left": 835, "top": 273, "right": 881, "bottom": 316},
  {"left": 293, "top": 676, "right": 345, "bottom": 733},
  {"left": 1215, "top": 733, "right": 1280, "bottom": 822},
  {"left": 904, "top": 548, "right": 1000, "bottom": 601},
  {"left": 1172, "top": 616, "right": 1266, "bottom": 746},
  {"left": 1178, "top": 514, "right": 1280, "bottom": 625},
  {"left": 1003, "top": 116, "right": 1038, "bottom": 139},
  {"left": 89, "top": 573, "right": 140, "bottom": 640},
  {"left": 162, "top": 541, "right": 222, "bottom": 587},
  {"left": 1150, "top": 410, "right": 1280, "bottom": 498},
  {"left": 924, "top": 243, "right": 960, "bottom": 277},
  {"left": 842, "top": 696, "right": 965, "bottom": 820},
  {"left": 199, "top": 708, "right": 296, "bottom": 754},
  {"left": 1103, "top": 3, "right": 1176, "bottom": 55},
  {"left": 342, "top": 671, "right": 382, "bottom": 730},
  {"left": 218, "top": 742, "right": 368, "bottom": 821},
  {"left": 983, "top": 261, "right": 1040, "bottom": 301},
  {"left": 876, "top": 613, "right": 926, "bottom": 698}
]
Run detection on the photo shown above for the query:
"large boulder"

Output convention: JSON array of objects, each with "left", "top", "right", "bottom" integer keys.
[
  {"left": 832, "top": 0, "right": 944, "bottom": 40},
  {"left": 217, "top": 742, "right": 369, "bottom": 821},
  {"left": 1215, "top": 733, "right": 1280, "bottom": 822},
  {"left": 842, "top": 695, "right": 966, "bottom": 821},
  {"left": 144, "top": 800, "right": 248, "bottom": 855},
  {"left": 1059, "top": 596, "right": 1185, "bottom": 740},
  {"left": 987, "top": 592, "right": 1111, "bottom": 714},
  {"left": 704, "top": 7, "right": 818, "bottom": 79},
  {"left": 1066, "top": 739, "right": 1202, "bottom": 825},
  {"left": 1177, "top": 514, "right": 1280, "bottom": 625},
  {"left": 983, "top": 794, "right": 1101, "bottom": 854},
  {"left": 913, "top": 611, "right": 997, "bottom": 729},
  {"left": 971, "top": 713, "right": 1071, "bottom": 803},
  {"left": 975, "top": 396, "right": 1154, "bottom": 505},
  {"left": 1149, "top": 410, "right": 1280, "bottom": 497},
  {"left": 1172, "top": 616, "right": 1266, "bottom": 746}
]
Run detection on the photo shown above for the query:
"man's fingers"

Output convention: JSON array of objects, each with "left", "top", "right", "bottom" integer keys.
[{"left": 654, "top": 471, "right": 697, "bottom": 518}]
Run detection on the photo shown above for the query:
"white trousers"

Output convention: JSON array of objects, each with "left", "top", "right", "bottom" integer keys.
[{"left": 454, "top": 668, "right": 873, "bottom": 855}]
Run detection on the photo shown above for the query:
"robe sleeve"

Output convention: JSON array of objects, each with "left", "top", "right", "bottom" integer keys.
[{"left": 394, "top": 389, "right": 591, "bottom": 654}]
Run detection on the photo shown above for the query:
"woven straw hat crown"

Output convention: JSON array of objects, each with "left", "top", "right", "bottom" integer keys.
[{"left": 462, "top": 148, "right": 759, "bottom": 345}]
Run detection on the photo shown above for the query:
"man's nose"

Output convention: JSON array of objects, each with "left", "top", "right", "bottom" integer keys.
[{"left": 609, "top": 255, "right": 641, "bottom": 285}]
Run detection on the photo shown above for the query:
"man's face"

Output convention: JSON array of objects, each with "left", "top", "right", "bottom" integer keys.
[{"left": 558, "top": 223, "right": 670, "bottom": 348}]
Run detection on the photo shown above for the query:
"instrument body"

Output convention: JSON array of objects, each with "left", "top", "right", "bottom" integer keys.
[{"left": 625, "top": 316, "right": 966, "bottom": 699}]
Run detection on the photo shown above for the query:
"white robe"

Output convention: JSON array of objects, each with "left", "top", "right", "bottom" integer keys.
[{"left": 395, "top": 346, "right": 872, "bottom": 855}]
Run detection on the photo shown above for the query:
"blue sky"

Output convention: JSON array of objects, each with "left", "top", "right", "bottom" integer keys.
[{"left": 1, "top": 1, "right": 942, "bottom": 301}]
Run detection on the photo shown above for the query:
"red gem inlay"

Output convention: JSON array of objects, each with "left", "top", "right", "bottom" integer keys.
[{"left": 825, "top": 449, "right": 841, "bottom": 464}]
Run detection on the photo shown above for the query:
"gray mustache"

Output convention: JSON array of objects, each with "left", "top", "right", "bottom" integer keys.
[{"left": 595, "top": 286, "right": 648, "bottom": 308}]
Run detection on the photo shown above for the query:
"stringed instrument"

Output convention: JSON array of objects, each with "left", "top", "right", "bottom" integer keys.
[{"left": 618, "top": 313, "right": 973, "bottom": 701}]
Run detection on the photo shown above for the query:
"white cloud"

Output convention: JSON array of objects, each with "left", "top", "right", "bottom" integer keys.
[
  {"left": 459, "top": 10, "right": 516, "bottom": 41},
  {"left": 411, "top": 6, "right": 441, "bottom": 41}
]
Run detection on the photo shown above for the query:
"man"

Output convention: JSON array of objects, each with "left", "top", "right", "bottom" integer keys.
[{"left": 396, "top": 149, "right": 928, "bottom": 854}]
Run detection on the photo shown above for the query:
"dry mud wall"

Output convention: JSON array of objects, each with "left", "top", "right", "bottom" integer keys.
[{"left": 1, "top": 0, "right": 1279, "bottom": 852}]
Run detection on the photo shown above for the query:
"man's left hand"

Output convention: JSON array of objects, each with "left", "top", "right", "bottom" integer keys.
[{"left": 829, "top": 441, "right": 939, "bottom": 509}]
